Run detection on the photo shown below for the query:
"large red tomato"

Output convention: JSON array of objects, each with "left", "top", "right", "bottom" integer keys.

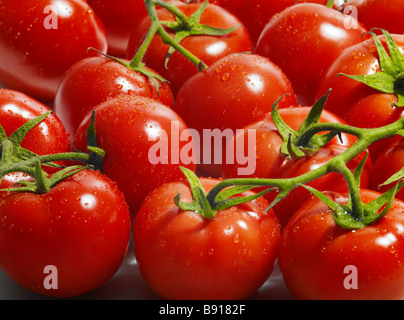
[
  {"left": 74, "top": 94, "right": 196, "bottom": 219},
  {"left": 279, "top": 189, "right": 404, "bottom": 299},
  {"left": 54, "top": 56, "right": 173, "bottom": 140},
  {"left": 0, "top": 0, "right": 107, "bottom": 101},
  {"left": 0, "top": 169, "right": 131, "bottom": 298},
  {"left": 133, "top": 177, "right": 281, "bottom": 300},
  {"left": 256, "top": 3, "right": 367, "bottom": 106},
  {"left": 174, "top": 53, "right": 296, "bottom": 177},
  {"left": 126, "top": 2, "right": 253, "bottom": 95},
  {"left": 316, "top": 34, "right": 404, "bottom": 160}
]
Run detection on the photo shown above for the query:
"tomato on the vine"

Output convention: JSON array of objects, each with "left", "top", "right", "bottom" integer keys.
[
  {"left": 133, "top": 176, "right": 281, "bottom": 300},
  {"left": 222, "top": 105, "right": 371, "bottom": 227},
  {"left": 74, "top": 94, "right": 196, "bottom": 219},
  {"left": 0, "top": 0, "right": 107, "bottom": 101},
  {"left": 256, "top": 3, "right": 367, "bottom": 106},
  {"left": 174, "top": 53, "right": 296, "bottom": 177},
  {"left": 54, "top": 56, "right": 173, "bottom": 140},
  {"left": 126, "top": 1, "right": 253, "bottom": 95},
  {"left": 316, "top": 33, "right": 404, "bottom": 160},
  {"left": 0, "top": 89, "right": 71, "bottom": 171},
  {"left": 279, "top": 189, "right": 404, "bottom": 300},
  {"left": 0, "top": 169, "right": 131, "bottom": 298}
]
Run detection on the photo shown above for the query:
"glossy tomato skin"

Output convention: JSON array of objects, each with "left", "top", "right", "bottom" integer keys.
[
  {"left": 54, "top": 56, "right": 173, "bottom": 140},
  {"left": 74, "top": 94, "right": 196, "bottom": 219},
  {"left": 222, "top": 106, "right": 371, "bottom": 227},
  {"left": 371, "top": 138, "right": 404, "bottom": 201},
  {"left": 0, "top": 0, "right": 107, "bottom": 101},
  {"left": 279, "top": 190, "right": 404, "bottom": 300},
  {"left": 133, "top": 178, "right": 281, "bottom": 300},
  {"left": 316, "top": 35, "right": 404, "bottom": 160},
  {"left": 0, "top": 89, "right": 71, "bottom": 170},
  {"left": 256, "top": 3, "right": 367, "bottom": 106},
  {"left": 175, "top": 53, "right": 296, "bottom": 177},
  {"left": 126, "top": 2, "right": 253, "bottom": 95},
  {"left": 86, "top": 0, "right": 148, "bottom": 57},
  {"left": 0, "top": 169, "right": 131, "bottom": 298},
  {"left": 343, "top": 0, "right": 404, "bottom": 34}
]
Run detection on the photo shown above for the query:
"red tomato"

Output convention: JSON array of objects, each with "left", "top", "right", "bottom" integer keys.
[
  {"left": 279, "top": 189, "right": 404, "bottom": 299},
  {"left": 0, "top": 169, "right": 131, "bottom": 298},
  {"left": 371, "top": 138, "right": 404, "bottom": 201},
  {"left": 54, "top": 56, "right": 173, "bottom": 140},
  {"left": 126, "top": 2, "right": 253, "bottom": 95},
  {"left": 256, "top": 3, "right": 367, "bottom": 106},
  {"left": 316, "top": 34, "right": 404, "bottom": 160},
  {"left": 174, "top": 53, "right": 296, "bottom": 177},
  {"left": 0, "top": 0, "right": 107, "bottom": 101},
  {"left": 133, "top": 177, "right": 281, "bottom": 300},
  {"left": 86, "top": 0, "right": 148, "bottom": 57},
  {"left": 342, "top": 0, "right": 404, "bottom": 34},
  {"left": 74, "top": 94, "right": 197, "bottom": 219},
  {"left": 0, "top": 89, "right": 71, "bottom": 170},
  {"left": 222, "top": 106, "right": 371, "bottom": 227}
]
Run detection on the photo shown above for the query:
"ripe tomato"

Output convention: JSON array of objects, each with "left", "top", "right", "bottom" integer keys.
[
  {"left": 342, "top": 0, "right": 404, "bottom": 34},
  {"left": 371, "top": 138, "right": 404, "bottom": 201},
  {"left": 316, "top": 34, "right": 404, "bottom": 160},
  {"left": 86, "top": 0, "right": 148, "bottom": 57},
  {"left": 0, "top": 169, "right": 131, "bottom": 298},
  {"left": 174, "top": 53, "right": 296, "bottom": 177},
  {"left": 54, "top": 56, "right": 173, "bottom": 140},
  {"left": 279, "top": 189, "right": 404, "bottom": 299},
  {"left": 0, "top": 89, "right": 71, "bottom": 170},
  {"left": 74, "top": 94, "right": 197, "bottom": 219},
  {"left": 222, "top": 106, "right": 371, "bottom": 227},
  {"left": 126, "top": 2, "right": 253, "bottom": 95},
  {"left": 0, "top": 0, "right": 107, "bottom": 101},
  {"left": 256, "top": 3, "right": 367, "bottom": 106},
  {"left": 133, "top": 177, "right": 281, "bottom": 300}
]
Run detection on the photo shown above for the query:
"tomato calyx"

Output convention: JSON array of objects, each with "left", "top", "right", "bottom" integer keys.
[
  {"left": 273, "top": 89, "right": 339, "bottom": 160},
  {"left": 174, "top": 167, "right": 273, "bottom": 219},
  {"left": 0, "top": 112, "right": 105, "bottom": 194},
  {"left": 338, "top": 28, "right": 404, "bottom": 107}
]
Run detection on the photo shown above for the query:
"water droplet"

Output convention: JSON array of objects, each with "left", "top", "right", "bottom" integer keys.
[{"left": 221, "top": 73, "right": 230, "bottom": 82}]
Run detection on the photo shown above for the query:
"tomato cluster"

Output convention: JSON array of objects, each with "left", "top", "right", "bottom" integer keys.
[{"left": 0, "top": 0, "right": 404, "bottom": 301}]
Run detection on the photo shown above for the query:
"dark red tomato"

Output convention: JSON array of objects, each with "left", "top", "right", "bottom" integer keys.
[
  {"left": 0, "top": 89, "right": 72, "bottom": 170},
  {"left": 371, "top": 138, "right": 404, "bottom": 201},
  {"left": 174, "top": 53, "right": 297, "bottom": 177},
  {"left": 0, "top": 169, "right": 131, "bottom": 298},
  {"left": 74, "top": 94, "right": 197, "bottom": 219},
  {"left": 279, "top": 189, "right": 404, "bottom": 299},
  {"left": 133, "top": 177, "right": 281, "bottom": 300},
  {"left": 256, "top": 3, "right": 367, "bottom": 106},
  {"left": 54, "top": 56, "right": 173, "bottom": 141},
  {"left": 86, "top": 0, "right": 148, "bottom": 57},
  {"left": 316, "top": 34, "right": 404, "bottom": 160},
  {"left": 0, "top": 0, "right": 107, "bottom": 101},
  {"left": 126, "top": 2, "right": 253, "bottom": 95},
  {"left": 221, "top": 106, "right": 371, "bottom": 227},
  {"left": 342, "top": 0, "right": 404, "bottom": 34}
]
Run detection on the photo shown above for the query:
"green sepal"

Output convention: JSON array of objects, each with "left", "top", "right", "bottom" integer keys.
[
  {"left": 271, "top": 89, "right": 337, "bottom": 160},
  {"left": 338, "top": 29, "right": 404, "bottom": 107}
]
